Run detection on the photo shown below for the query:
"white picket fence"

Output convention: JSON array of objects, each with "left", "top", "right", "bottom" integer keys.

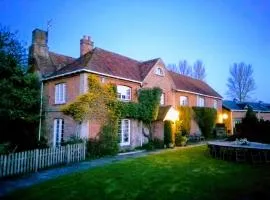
[{"left": 0, "top": 143, "right": 86, "bottom": 178}]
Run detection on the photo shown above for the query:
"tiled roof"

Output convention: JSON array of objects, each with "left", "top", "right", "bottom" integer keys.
[
  {"left": 50, "top": 48, "right": 158, "bottom": 82},
  {"left": 169, "top": 71, "right": 222, "bottom": 98},
  {"left": 35, "top": 52, "right": 75, "bottom": 76},
  {"left": 46, "top": 48, "right": 221, "bottom": 98},
  {"left": 49, "top": 52, "right": 75, "bottom": 67},
  {"left": 223, "top": 100, "right": 270, "bottom": 112}
]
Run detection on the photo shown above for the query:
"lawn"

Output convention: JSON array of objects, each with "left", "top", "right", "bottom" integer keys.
[{"left": 6, "top": 145, "right": 270, "bottom": 200}]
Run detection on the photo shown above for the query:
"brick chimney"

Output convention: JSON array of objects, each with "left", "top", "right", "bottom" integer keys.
[
  {"left": 28, "top": 29, "right": 53, "bottom": 77},
  {"left": 29, "top": 29, "right": 49, "bottom": 58},
  {"left": 80, "top": 35, "right": 93, "bottom": 56}
]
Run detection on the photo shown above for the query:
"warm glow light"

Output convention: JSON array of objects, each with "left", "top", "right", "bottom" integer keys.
[
  {"left": 164, "top": 108, "right": 179, "bottom": 122},
  {"left": 222, "top": 113, "right": 228, "bottom": 120}
]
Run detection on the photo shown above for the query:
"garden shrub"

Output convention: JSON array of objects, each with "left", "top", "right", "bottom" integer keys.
[
  {"left": 164, "top": 120, "right": 174, "bottom": 147},
  {"left": 234, "top": 107, "right": 270, "bottom": 143},
  {"left": 86, "top": 138, "right": 102, "bottom": 158},
  {"left": 175, "top": 133, "right": 188, "bottom": 146},
  {"left": 176, "top": 106, "right": 193, "bottom": 136},
  {"left": 153, "top": 137, "right": 164, "bottom": 149},
  {"left": 192, "top": 107, "right": 217, "bottom": 138},
  {"left": 62, "top": 135, "right": 84, "bottom": 146}
]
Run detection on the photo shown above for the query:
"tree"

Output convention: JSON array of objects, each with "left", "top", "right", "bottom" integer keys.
[
  {"left": 168, "top": 59, "right": 206, "bottom": 81},
  {"left": 226, "top": 62, "right": 256, "bottom": 102},
  {"left": 167, "top": 60, "right": 192, "bottom": 76},
  {"left": 0, "top": 26, "right": 40, "bottom": 150},
  {"left": 192, "top": 60, "right": 206, "bottom": 80}
]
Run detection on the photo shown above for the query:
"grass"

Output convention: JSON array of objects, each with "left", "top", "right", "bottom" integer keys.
[{"left": 6, "top": 145, "right": 270, "bottom": 200}]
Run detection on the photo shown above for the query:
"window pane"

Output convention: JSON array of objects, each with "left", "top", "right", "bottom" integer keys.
[
  {"left": 180, "top": 96, "right": 188, "bottom": 106},
  {"left": 119, "top": 119, "right": 130, "bottom": 145},
  {"left": 117, "top": 85, "right": 131, "bottom": 101},
  {"left": 55, "top": 83, "right": 66, "bottom": 104}
]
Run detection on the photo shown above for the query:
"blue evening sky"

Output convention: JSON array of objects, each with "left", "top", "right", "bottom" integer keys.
[{"left": 1, "top": 0, "right": 270, "bottom": 102}]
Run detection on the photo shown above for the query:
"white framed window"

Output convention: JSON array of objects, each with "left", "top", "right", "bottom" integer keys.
[
  {"left": 155, "top": 67, "right": 164, "bottom": 76},
  {"left": 197, "top": 96, "right": 205, "bottom": 107},
  {"left": 101, "top": 77, "right": 106, "bottom": 83},
  {"left": 160, "top": 93, "right": 165, "bottom": 105},
  {"left": 117, "top": 85, "right": 131, "bottom": 101},
  {"left": 53, "top": 119, "right": 64, "bottom": 147},
  {"left": 213, "top": 99, "right": 218, "bottom": 109},
  {"left": 118, "top": 119, "right": 130, "bottom": 146},
  {"left": 55, "top": 83, "right": 66, "bottom": 104},
  {"left": 180, "top": 96, "right": 188, "bottom": 106}
]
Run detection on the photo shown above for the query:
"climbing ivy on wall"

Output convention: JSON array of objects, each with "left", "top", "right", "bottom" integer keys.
[
  {"left": 192, "top": 107, "right": 217, "bottom": 138},
  {"left": 61, "top": 74, "right": 162, "bottom": 151}
]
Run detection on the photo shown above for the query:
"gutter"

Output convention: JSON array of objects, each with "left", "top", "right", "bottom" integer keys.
[
  {"left": 42, "top": 69, "right": 142, "bottom": 84},
  {"left": 175, "top": 89, "right": 223, "bottom": 100}
]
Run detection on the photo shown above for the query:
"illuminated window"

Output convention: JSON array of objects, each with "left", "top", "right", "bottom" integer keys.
[
  {"left": 160, "top": 93, "right": 165, "bottom": 105},
  {"left": 55, "top": 83, "right": 66, "bottom": 104},
  {"left": 53, "top": 118, "right": 64, "bottom": 147},
  {"left": 155, "top": 67, "right": 164, "bottom": 76},
  {"left": 118, "top": 119, "right": 130, "bottom": 146},
  {"left": 180, "top": 96, "right": 188, "bottom": 106},
  {"left": 117, "top": 85, "right": 131, "bottom": 101},
  {"left": 197, "top": 96, "right": 205, "bottom": 107}
]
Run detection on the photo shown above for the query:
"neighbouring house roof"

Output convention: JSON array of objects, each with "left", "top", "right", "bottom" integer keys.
[
  {"left": 48, "top": 48, "right": 159, "bottom": 82},
  {"left": 223, "top": 100, "right": 270, "bottom": 112},
  {"left": 169, "top": 71, "right": 222, "bottom": 98}
]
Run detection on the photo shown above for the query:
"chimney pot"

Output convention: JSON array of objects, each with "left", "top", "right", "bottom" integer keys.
[{"left": 80, "top": 35, "right": 93, "bottom": 56}]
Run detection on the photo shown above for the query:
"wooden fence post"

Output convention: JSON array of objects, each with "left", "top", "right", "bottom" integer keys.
[
  {"left": 66, "top": 145, "right": 70, "bottom": 164},
  {"left": 83, "top": 141, "right": 86, "bottom": 160},
  {"left": 35, "top": 149, "right": 39, "bottom": 172}
]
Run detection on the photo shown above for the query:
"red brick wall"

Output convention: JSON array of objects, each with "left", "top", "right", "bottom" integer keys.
[
  {"left": 153, "top": 121, "right": 164, "bottom": 140},
  {"left": 44, "top": 74, "right": 81, "bottom": 106},
  {"left": 142, "top": 60, "right": 175, "bottom": 106},
  {"left": 43, "top": 75, "right": 81, "bottom": 145}
]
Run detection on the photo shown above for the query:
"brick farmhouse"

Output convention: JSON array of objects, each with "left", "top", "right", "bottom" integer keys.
[{"left": 29, "top": 29, "right": 222, "bottom": 148}]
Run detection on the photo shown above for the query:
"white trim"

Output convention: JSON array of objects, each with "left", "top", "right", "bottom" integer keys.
[
  {"left": 176, "top": 89, "right": 222, "bottom": 100},
  {"left": 117, "top": 85, "right": 131, "bottom": 101},
  {"left": 42, "top": 69, "right": 142, "bottom": 84},
  {"left": 55, "top": 83, "right": 66, "bottom": 104}
]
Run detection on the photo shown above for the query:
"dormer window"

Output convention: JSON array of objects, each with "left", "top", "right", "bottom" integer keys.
[
  {"left": 155, "top": 67, "right": 164, "bottom": 76},
  {"left": 117, "top": 85, "right": 131, "bottom": 101}
]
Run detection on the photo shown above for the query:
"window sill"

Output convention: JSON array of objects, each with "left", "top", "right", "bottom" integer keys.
[
  {"left": 54, "top": 102, "right": 66, "bottom": 105},
  {"left": 118, "top": 99, "right": 131, "bottom": 102},
  {"left": 120, "top": 143, "right": 130, "bottom": 146}
]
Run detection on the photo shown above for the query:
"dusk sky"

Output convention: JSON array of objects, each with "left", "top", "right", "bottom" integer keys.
[{"left": 1, "top": 0, "right": 269, "bottom": 102}]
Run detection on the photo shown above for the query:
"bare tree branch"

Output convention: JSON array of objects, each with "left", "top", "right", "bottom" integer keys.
[
  {"left": 192, "top": 60, "right": 206, "bottom": 81},
  {"left": 167, "top": 60, "right": 192, "bottom": 76},
  {"left": 226, "top": 63, "right": 256, "bottom": 102}
]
